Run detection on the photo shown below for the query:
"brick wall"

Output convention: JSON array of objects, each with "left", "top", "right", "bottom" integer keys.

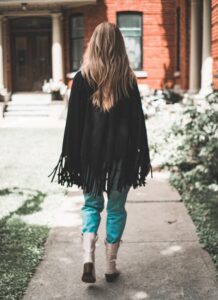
[
  {"left": 212, "top": 0, "right": 218, "bottom": 89},
  {"left": 64, "top": 0, "right": 177, "bottom": 89},
  {"left": 3, "top": 0, "right": 197, "bottom": 92}
]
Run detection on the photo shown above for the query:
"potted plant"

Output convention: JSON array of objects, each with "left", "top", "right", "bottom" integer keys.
[{"left": 42, "top": 79, "right": 67, "bottom": 101}]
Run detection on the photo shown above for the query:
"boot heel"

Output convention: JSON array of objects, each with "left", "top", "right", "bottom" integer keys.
[
  {"left": 105, "top": 272, "right": 120, "bottom": 282},
  {"left": 104, "top": 239, "right": 121, "bottom": 282},
  {"left": 81, "top": 233, "right": 98, "bottom": 283},
  {"left": 82, "top": 262, "right": 96, "bottom": 283}
]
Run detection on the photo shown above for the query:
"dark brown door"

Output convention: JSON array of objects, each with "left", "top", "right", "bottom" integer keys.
[{"left": 12, "top": 33, "right": 51, "bottom": 91}]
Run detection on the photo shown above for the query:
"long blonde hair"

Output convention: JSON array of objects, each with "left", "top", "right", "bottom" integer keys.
[{"left": 80, "top": 22, "right": 137, "bottom": 112}]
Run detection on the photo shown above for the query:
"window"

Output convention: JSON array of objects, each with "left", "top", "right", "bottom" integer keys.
[
  {"left": 176, "top": 7, "right": 181, "bottom": 71},
  {"left": 70, "top": 15, "right": 84, "bottom": 71},
  {"left": 117, "top": 12, "right": 142, "bottom": 70}
]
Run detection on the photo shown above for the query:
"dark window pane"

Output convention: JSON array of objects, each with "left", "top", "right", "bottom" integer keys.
[
  {"left": 71, "top": 39, "right": 83, "bottom": 70},
  {"left": 70, "top": 15, "right": 84, "bottom": 71},
  {"left": 117, "top": 13, "right": 142, "bottom": 70},
  {"left": 71, "top": 16, "right": 84, "bottom": 38},
  {"left": 118, "top": 14, "right": 142, "bottom": 29}
]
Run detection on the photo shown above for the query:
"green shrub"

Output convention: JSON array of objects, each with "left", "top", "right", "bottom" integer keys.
[{"left": 164, "top": 91, "right": 218, "bottom": 278}]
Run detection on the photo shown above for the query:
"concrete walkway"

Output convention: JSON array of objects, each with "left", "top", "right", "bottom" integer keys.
[{"left": 22, "top": 173, "right": 218, "bottom": 300}]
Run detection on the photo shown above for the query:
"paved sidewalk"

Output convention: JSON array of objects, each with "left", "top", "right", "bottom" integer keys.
[{"left": 22, "top": 173, "right": 218, "bottom": 300}]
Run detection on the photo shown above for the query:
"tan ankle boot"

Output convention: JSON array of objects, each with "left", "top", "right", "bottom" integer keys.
[
  {"left": 81, "top": 232, "right": 98, "bottom": 283},
  {"left": 104, "top": 239, "right": 121, "bottom": 282}
]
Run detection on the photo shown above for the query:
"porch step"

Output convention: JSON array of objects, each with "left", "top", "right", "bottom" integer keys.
[
  {"left": 11, "top": 92, "right": 51, "bottom": 102},
  {"left": 3, "top": 92, "right": 51, "bottom": 117},
  {"left": 6, "top": 104, "right": 50, "bottom": 111},
  {"left": 4, "top": 111, "right": 49, "bottom": 117},
  {"left": 8, "top": 100, "right": 51, "bottom": 105}
]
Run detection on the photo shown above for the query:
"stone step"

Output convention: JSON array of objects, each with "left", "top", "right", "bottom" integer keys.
[
  {"left": 4, "top": 92, "right": 51, "bottom": 117},
  {"left": 7, "top": 101, "right": 51, "bottom": 106},
  {"left": 11, "top": 92, "right": 51, "bottom": 102},
  {"left": 4, "top": 111, "right": 49, "bottom": 117},
  {"left": 6, "top": 105, "right": 49, "bottom": 112}
]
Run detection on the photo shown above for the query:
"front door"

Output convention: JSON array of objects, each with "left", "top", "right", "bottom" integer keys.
[
  {"left": 11, "top": 17, "right": 52, "bottom": 92},
  {"left": 12, "top": 33, "right": 51, "bottom": 92}
]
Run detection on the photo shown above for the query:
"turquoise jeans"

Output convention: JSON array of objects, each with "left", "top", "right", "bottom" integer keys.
[{"left": 81, "top": 163, "right": 131, "bottom": 243}]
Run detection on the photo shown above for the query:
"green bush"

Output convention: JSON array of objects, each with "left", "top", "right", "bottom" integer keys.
[
  {"left": 165, "top": 93, "right": 218, "bottom": 175},
  {"left": 164, "top": 91, "right": 218, "bottom": 278}
]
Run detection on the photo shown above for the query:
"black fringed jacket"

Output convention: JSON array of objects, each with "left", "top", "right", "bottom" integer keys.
[{"left": 48, "top": 70, "right": 152, "bottom": 197}]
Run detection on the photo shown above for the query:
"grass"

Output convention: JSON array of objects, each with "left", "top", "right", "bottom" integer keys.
[
  {"left": 16, "top": 191, "right": 46, "bottom": 215},
  {"left": 0, "top": 127, "right": 65, "bottom": 300},
  {"left": 0, "top": 187, "right": 49, "bottom": 300},
  {"left": 0, "top": 217, "right": 49, "bottom": 300}
]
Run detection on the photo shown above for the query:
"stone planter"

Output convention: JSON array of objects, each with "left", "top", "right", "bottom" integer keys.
[
  {"left": 51, "top": 91, "right": 62, "bottom": 101},
  {"left": 0, "top": 91, "right": 11, "bottom": 102}
]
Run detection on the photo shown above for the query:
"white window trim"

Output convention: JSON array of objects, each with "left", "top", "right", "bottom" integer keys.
[
  {"left": 66, "top": 72, "right": 78, "bottom": 79},
  {"left": 174, "top": 71, "right": 181, "bottom": 78},
  {"left": 67, "top": 70, "right": 148, "bottom": 79},
  {"left": 134, "top": 70, "right": 148, "bottom": 78}
]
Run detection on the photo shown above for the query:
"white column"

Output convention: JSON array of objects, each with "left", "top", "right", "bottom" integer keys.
[
  {"left": 199, "top": 0, "right": 213, "bottom": 96},
  {"left": 52, "top": 13, "right": 64, "bottom": 83},
  {"left": 189, "top": 0, "right": 202, "bottom": 94},
  {"left": 0, "top": 15, "right": 4, "bottom": 91}
]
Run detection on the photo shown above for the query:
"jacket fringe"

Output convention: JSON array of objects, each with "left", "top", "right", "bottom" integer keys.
[{"left": 48, "top": 153, "right": 152, "bottom": 198}]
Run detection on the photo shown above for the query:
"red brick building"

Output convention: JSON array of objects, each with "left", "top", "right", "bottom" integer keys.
[{"left": 0, "top": 0, "right": 217, "bottom": 99}]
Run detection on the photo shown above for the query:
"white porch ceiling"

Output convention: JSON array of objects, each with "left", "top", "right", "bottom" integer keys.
[{"left": 0, "top": 0, "right": 97, "bottom": 6}]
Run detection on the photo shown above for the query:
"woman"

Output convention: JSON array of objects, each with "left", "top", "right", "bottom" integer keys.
[{"left": 48, "top": 22, "right": 152, "bottom": 284}]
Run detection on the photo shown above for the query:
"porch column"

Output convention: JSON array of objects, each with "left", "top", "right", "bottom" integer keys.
[
  {"left": 0, "top": 15, "right": 4, "bottom": 91},
  {"left": 189, "top": 0, "right": 202, "bottom": 94},
  {"left": 199, "top": 0, "right": 213, "bottom": 96},
  {"left": 52, "top": 13, "right": 64, "bottom": 83}
]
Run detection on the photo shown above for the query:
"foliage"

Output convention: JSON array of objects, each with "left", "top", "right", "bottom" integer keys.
[
  {"left": 16, "top": 191, "right": 46, "bottom": 215},
  {"left": 0, "top": 189, "right": 49, "bottom": 300},
  {"left": 163, "top": 91, "right": 218, "bottom": 278},
  {"left": 165, "top": 92, "right": 218, "bottom": 175}
]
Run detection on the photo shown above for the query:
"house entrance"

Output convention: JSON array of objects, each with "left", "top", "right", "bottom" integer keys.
[{"left": 11, "top": 17, "right": 52, "bottom": 92}]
